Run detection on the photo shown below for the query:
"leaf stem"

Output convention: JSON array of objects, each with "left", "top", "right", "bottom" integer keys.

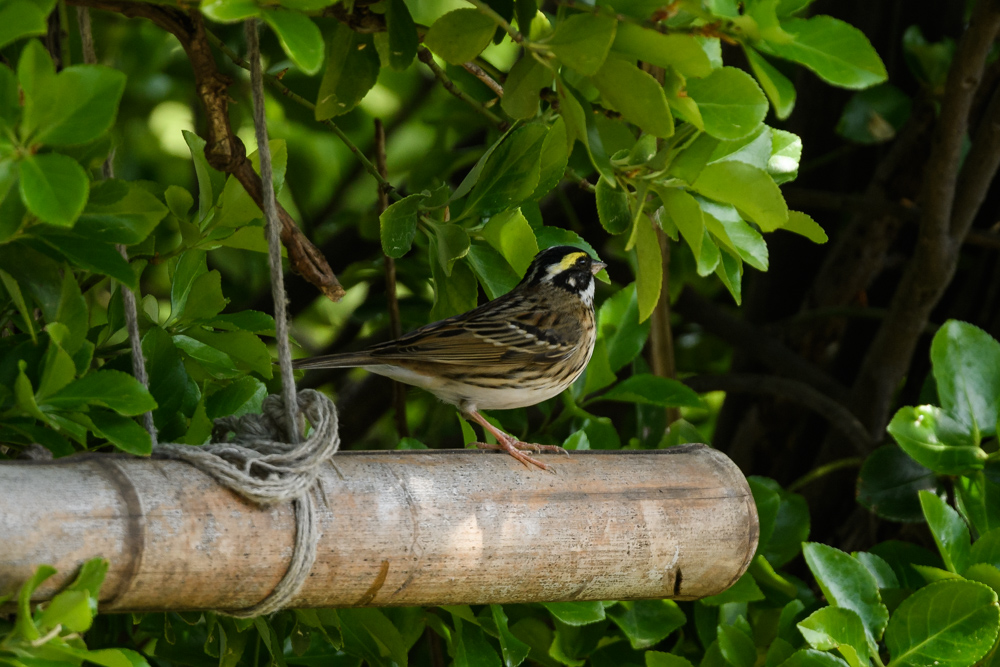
[
  {"left": 203, "top": 29, "right": 399, "bottom": 200},
  {"left": 416, "top": 47, "right": 507, "bottom": 129},
  {"left": 465, "top": 0, "right": 522, "bottom": 42},
  {"left": 787, "top": 457, "right": 865, "bottom": 493}
]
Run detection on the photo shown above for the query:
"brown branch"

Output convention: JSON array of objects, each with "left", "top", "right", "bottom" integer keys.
[
  {"left": 462, "top": 62, "right": 504, "bottom": 98},
  {"left": 683, "top": 374, "right": 874, "bottom": 455},
  {"left": 417, "top": 47, "right": 507, "bottom": 129},
  {"left": 67, "top": 0, "right": 345, "bottom": 302},
  {"left": 648, "top": 230, "right": 679, "bottom": 423},
  {"left": 846, "top": 0, "right": 1000, "bottom": 441},
  {"left": 375, "top": 119, "right": 409, "bottom": 438}
]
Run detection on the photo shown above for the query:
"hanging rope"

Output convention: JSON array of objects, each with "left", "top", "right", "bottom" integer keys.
[{"left": 78, "top": 12, "right": 339, "bottom": 616}]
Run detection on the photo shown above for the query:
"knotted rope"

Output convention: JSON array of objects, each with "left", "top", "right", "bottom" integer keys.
[{"left": 78, "top": 14, "right": 339, "bottom": 617}]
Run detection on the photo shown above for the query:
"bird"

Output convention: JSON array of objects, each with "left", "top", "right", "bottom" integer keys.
[{"left": 293, "top": 245, "right": 606, "bottom": 470}]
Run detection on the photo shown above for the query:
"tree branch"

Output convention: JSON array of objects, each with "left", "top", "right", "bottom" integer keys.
[
  {"left": 67, "top": 0, "right": 345, "bottom": 302},
  {"left": 417, "top": 47, "right": 507, "bottom": 129}
]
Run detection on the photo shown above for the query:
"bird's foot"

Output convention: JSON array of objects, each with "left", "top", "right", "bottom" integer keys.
[{"left": 475, "top": 440, "right": 567, "bottom": 470}]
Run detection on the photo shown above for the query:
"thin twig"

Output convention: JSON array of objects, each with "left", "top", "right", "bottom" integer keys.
[
  {"left": 417, "top": 47, "right": 507, "bottom": 128},
  {"left": 464, "top": 0, "right": 521, "bottom": 42},
  {"left": 203, "top": 29, "right": 398, "bottom": 201},
  {"left": 462, "top": 61, "right": 504, "bottom": 97},
  {"left": 787, "top": 457, "right": 864, "bottom": 493},
  {"left": 648, "top": 229, "right": 678, "bottom": 423},
  {"left": 375, "top": 119, "right": 409, "bottom": 438}
]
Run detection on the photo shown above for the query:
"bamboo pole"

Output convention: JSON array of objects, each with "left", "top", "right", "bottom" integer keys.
[{"left": 0, "top": 446, "right": 757, "bottom": 612}]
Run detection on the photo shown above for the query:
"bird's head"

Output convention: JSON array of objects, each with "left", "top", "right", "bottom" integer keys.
[{"left": 520, "top": 245, "right": 606, "bottom": 306}]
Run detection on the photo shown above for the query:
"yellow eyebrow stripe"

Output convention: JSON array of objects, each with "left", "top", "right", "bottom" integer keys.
[{"left": 556, "top": 251, "right": 586, "bottom": 272}]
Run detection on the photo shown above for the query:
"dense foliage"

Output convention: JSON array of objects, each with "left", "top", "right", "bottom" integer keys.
[{"left": 1, "top": 0, "right": 1000, "bottom": 665}]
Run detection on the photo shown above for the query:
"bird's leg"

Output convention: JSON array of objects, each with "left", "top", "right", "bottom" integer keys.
[{"left": 466, "top": 411, "right": 568, "bottom": 471}]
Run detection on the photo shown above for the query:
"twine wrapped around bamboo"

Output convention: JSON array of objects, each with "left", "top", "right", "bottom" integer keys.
[{"left": 0, "top": 445, "right": 757, "bottom": 612}]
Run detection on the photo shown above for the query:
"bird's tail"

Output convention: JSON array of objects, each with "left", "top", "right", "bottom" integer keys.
[{"left": 292, "top": 351, "right": 379, "bottom": 370}]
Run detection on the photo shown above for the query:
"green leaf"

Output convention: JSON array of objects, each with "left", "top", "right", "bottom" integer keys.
[
  {"left": 431, "top": 247, "right": 478, "bottom": 321},
  {"left": 76, "top": 180, "right": 169, "bottom": 245},
  {"left": 607, "top": 600, "right": 686, "bottom": 649},
  {"left": 490, "top": 605, "right": 531, "bottom": 667},
  {"left": 183, "top": 130, "right": 226, "bottom": 223},
  {"left": 533, "top": 117, "right": 569, "bottom": 199},
  {"left": 645, "top": 652, "right": 694, "bottom": 667},
  {"left": 919, "top": 490, "right": 972, "bottom": 574},
  {"left": 597, "top": 282, "right": 649, "bottom": 372},
  {"left": 200, "top": 0, "right": 259, "bottom": 22},
  {"left": 384, "top": 0, "right": 417, "bottom": 70},
  {"left": 214, "top": 140, "right": 288, "bottom": 229},
  {"left": 186, "top": 329, "right": 273, "bottom": 379},
  {"left": 542, "top": 602, "right": 606, "bottom": 626},
  {"left": 432, "top": 222, "right": 471, "bottom": 275},
  {"left": 634, "top": 215, "right": 662, "bottom": 323},
  {"left": 854, "top": 552, "right": 899, "bottom": 590},
  {"left": 34, "top": 229, "right": 136, "bottom": 289},
  {"left": 885, "top": 580, "right": 999, "bottom": 667},
  {"left": 262, "top": 9, "right": 324, "bottom": 75},
  {"left": 546, "top": 13, "right": 616, "bottom": 76},
  {"left": 686, "top": 67, "right": 768, "bottom": 140},
  {"left": 591, "top": 57, "right": 674, "bottom": 138},
  {"left": 467, "top": 242, "right": 520, "bottom": 299},
  {"left": 888, "top": 405, "right": 987, "bottom": 474},
  {"left": 957, "top": 467, "right": 1000, "bottom": 536},
  {"left": 802, "top": 542, "right": 889, "bottom": 647},
  {"left": 90, "top": 408, "right": 152, "bottom": 455},
  {"left": 612, "top": 24, "right": 712, "bottom": 78},
  {"left": 777, "top": 649, "right": 852, "bottom": 667},
  {"left": 692, "top": 161, "right": 788, "bottom": 231},
  {"left": 0, "top": 0, "right": 47, "bottom": 51},
  {"left": 932, "top": 319, "right": 1000, "bottom": 439},
  {"left": 0, "top": 268, "right": 36, "bottom": 343},
  {"left": 717, "top": 625, "right": 755, "bottom": 667},
  {"left": 858, "top": 444, "right": 944, "bottom": 522},
  {"left": 745, "top": 47, "right": 796, "bottom": 119},
  {"left": 837, "top": 83, "right": 911, "bottom": 144},
  {"left": 178, "top": 271, "right": 229, "bottom": 324},
  {"left": 764, "top": 16, "right": 888, "bottom": 90},
  {"left": 557, "top": 76, "right": 589, "bottom": 154},
  {"left": 18, "top": 153, "right": 88, "bottom": 227},
  {"left": 595, "top": 178, "right": 631, "bottom": 234},
  {"left": 502, "top": 55, "right": 554, "bottom": 120},
  {"left": 599, "top": 374, "right": 702, "bottom": 408},
  {"left": 797, "top": 607, "right": 869, "bottom": 667},
  {"left": 696, "top": 196, "right": 768, "bottom": 271},
  {"left": 782, "top": 211, "right": 828, "bottom": 243},
  {"left": 659, "top": 187, "right": 719, "bottom": 276},
  {"left": 481, "top": 208, "right": 539, "bottom": 275},
  {"left": 43, "top": 369, "right": 158, "bottom": 415},
  {"left": 208, "top": 379, "right": 269, "bottom": 420},
  {"left": 15, "top": 564, "right": 56, "bottom": 640},
  {"left": 750, "top": 477, "right": 810, "bottom": 567},
  {"left": 339, "top": 608, "right": 409, "bottom": 667},
  {"left": 453, "top": 615, "right": 502, "bottom": 667},
  {"left": 424, "top": 8, "right": 496, "bottom": 65},
  {"left": 142, "top": 325, "right": 188, "bottom": 421},
  {"left": 25, "top": 65, "right": 126, "bottom": 146},
  {"left": 700, "top": 571, "right": 765, "bottom": 606},
  {"left": 169, "top": 250, "right": 209, "bottom": 324},
  {"left": 462, "top": 124, "right": 547, "bottom": 217},
  {"left": 379, "top": 193, "right": 426, "bottom": 258},
  {"left": 769, "top": 129, "right": 802, "bottom": 185},
  {"left": 315, "top": 23, "right": 379, "bottom": 119}
]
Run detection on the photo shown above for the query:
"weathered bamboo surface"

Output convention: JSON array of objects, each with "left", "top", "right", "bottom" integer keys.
[{"left": 0, "top": 446, "right": 757, "bottom": 612}]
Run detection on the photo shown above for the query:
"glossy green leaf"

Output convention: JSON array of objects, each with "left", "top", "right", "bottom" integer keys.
[
  {"left": 797, "top": 607, "right": 869, "bottom": 667},
  {"left": 25, "top": 65, "right": 126, "bottom": 146},
  {"left": 645, "top": 652, "right": 694, "bottom": 667},
  {"left": 591, "top": 57, "right": 673, "bottom": 138},
  {"left": 599, "top": 374, "right": 702, "bottom": 408},
  {"left": 0, "top": 0, "right": 47, "bottom": 51},
  {"left": 858, "top": 444, "right": 943, "bottom": 522},
  {"left": 932, "top": 320, "right": 1000, "bottom": 439},
  {"left": 692, "top": 161, "right": 787, "bottom": 231},
  {"left": 546, "top": 13, "right": 616, "bottom": 76},
  {"left": 957, "top": 467, "right": 1000, "bottom": 536},
  {"left": 634, "top": 215, "right": 662, "bottom": 323},
  {"left": 384, "top": 0, "right": 417, "bottom": 70},
  {"left": 885, "top": 580, "right": 999, "bottom": 667},
  {"left": 769, "top": 129, "right": 803, "bottom": 185},
  {"left": 764, "top": 16, "right": 888, "bottom": 89},
  {"left": 660, "top": 187, "right": 719, "bottom": 276},
  {"left": 200, "top": 0, "right": 259, "bottom": 22},
  {"left": 777, "top": 649, "right": 852, "bottom": 667},
  {"left": 490, "top": 605, "right": 530, "bottom": 667},
  {"left": 262, "top": 9, "right": 324, "bottom": 75},
  {"left": 595, "top": 178, "right": 631, "bottom": 234},
  {"left": 542, "top": 602, "right": 606, "bottom": 626},
  {"left": 430, "top": 247, "right": 478, "bottom": 321},
  {"left": 89, "top": 408, "right": 152, "bottom": 455},
  {"left": 34, "top": 229, "right": 136, "bottom": 289},
  {"left": 502, "top": 55, "right": 554, "bottom": 120},
  {"left": 607, "top": 600, "right": 685, "bottom": 649},
  {"left": 214, "top": 140, "right": 288, "bottom": 229},
  {"left": 686, "top": 67, "right": 768, "bottom": 140},
  {"left": 598, "top": 282, "right": 650, "bottom": 372},
  {"left": 462, "top": 124, "right": 547, "bottom": 217},
  {"left": 454, "top": 615, "right": 502, "bottom": 667},
  {"left": 466, "top": 242, "right": 520, "bottom": 299},
  {"left": 76, "top": 180, "right": 169, "bottom": 245},
  {"left": 339, "top": 607, "right": 409, "bottom": 667},
  {"left": 888, "top": 405, "right": 986, "bottom": 474},
  {"left": 802, "top": 542, "right": 889, "bottom": 646},
  {"left": 532, "top": 117, "right": 569, "bottom": 199},
  {"left": 700, "top": 571, "right": 765, "bottom": 606},
  {"left": 557, "top": 76, "right": 589, "bottom": 154},
  {"left": 752, "top": 477, "right": 810, "bottom": 567},
  {"left": 697, "top": 196, "right": 768, "bottom": 271},
  {"left": 0, "top": 267, "right": 36, "bottom": 343},
  {"left": 186, "top": 329, "right": 272, "bottom": 379},
  {"left": 18, "top": 153, "right": 88, "bottom": 227},
  {"left": 43, "top": 369, "right": 158, "bottom": 415},
  {"left": 316, "top": 23, "right": 379, "bottom": 119},
  {"left": 717, "top": 625, "right": 755, "bottom": 667},
  {"left": 853, "top": 552, "right": 898, "bottom": 590},
  {"left": 782, "top": 211, "right": 828, "bottom": 243},
  {"left": 745, "top": 46, "right": 795, "bottom": 119},
  {"left": 424, "top": 8, "right": 496, "bottom": 65},
  {"left": 379, "top": 193, "right": 426, "bottom": 258},
  {"left": 919, "top": 490, "right": 972, "bottom": 574},
  {"left": 612, "top": 24, "right": 711, "bottom": 77},
  {"left": 481, "top": 208, "right": 538, "bottom": 276}
]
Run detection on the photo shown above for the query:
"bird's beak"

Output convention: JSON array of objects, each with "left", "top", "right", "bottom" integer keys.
[{"left": 590, "top": 261, "right": 607, "bottom": 275}]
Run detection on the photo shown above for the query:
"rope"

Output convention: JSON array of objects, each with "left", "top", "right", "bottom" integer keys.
[{"left": 77, "top": 12, "right": 339, "bottom": 616}]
